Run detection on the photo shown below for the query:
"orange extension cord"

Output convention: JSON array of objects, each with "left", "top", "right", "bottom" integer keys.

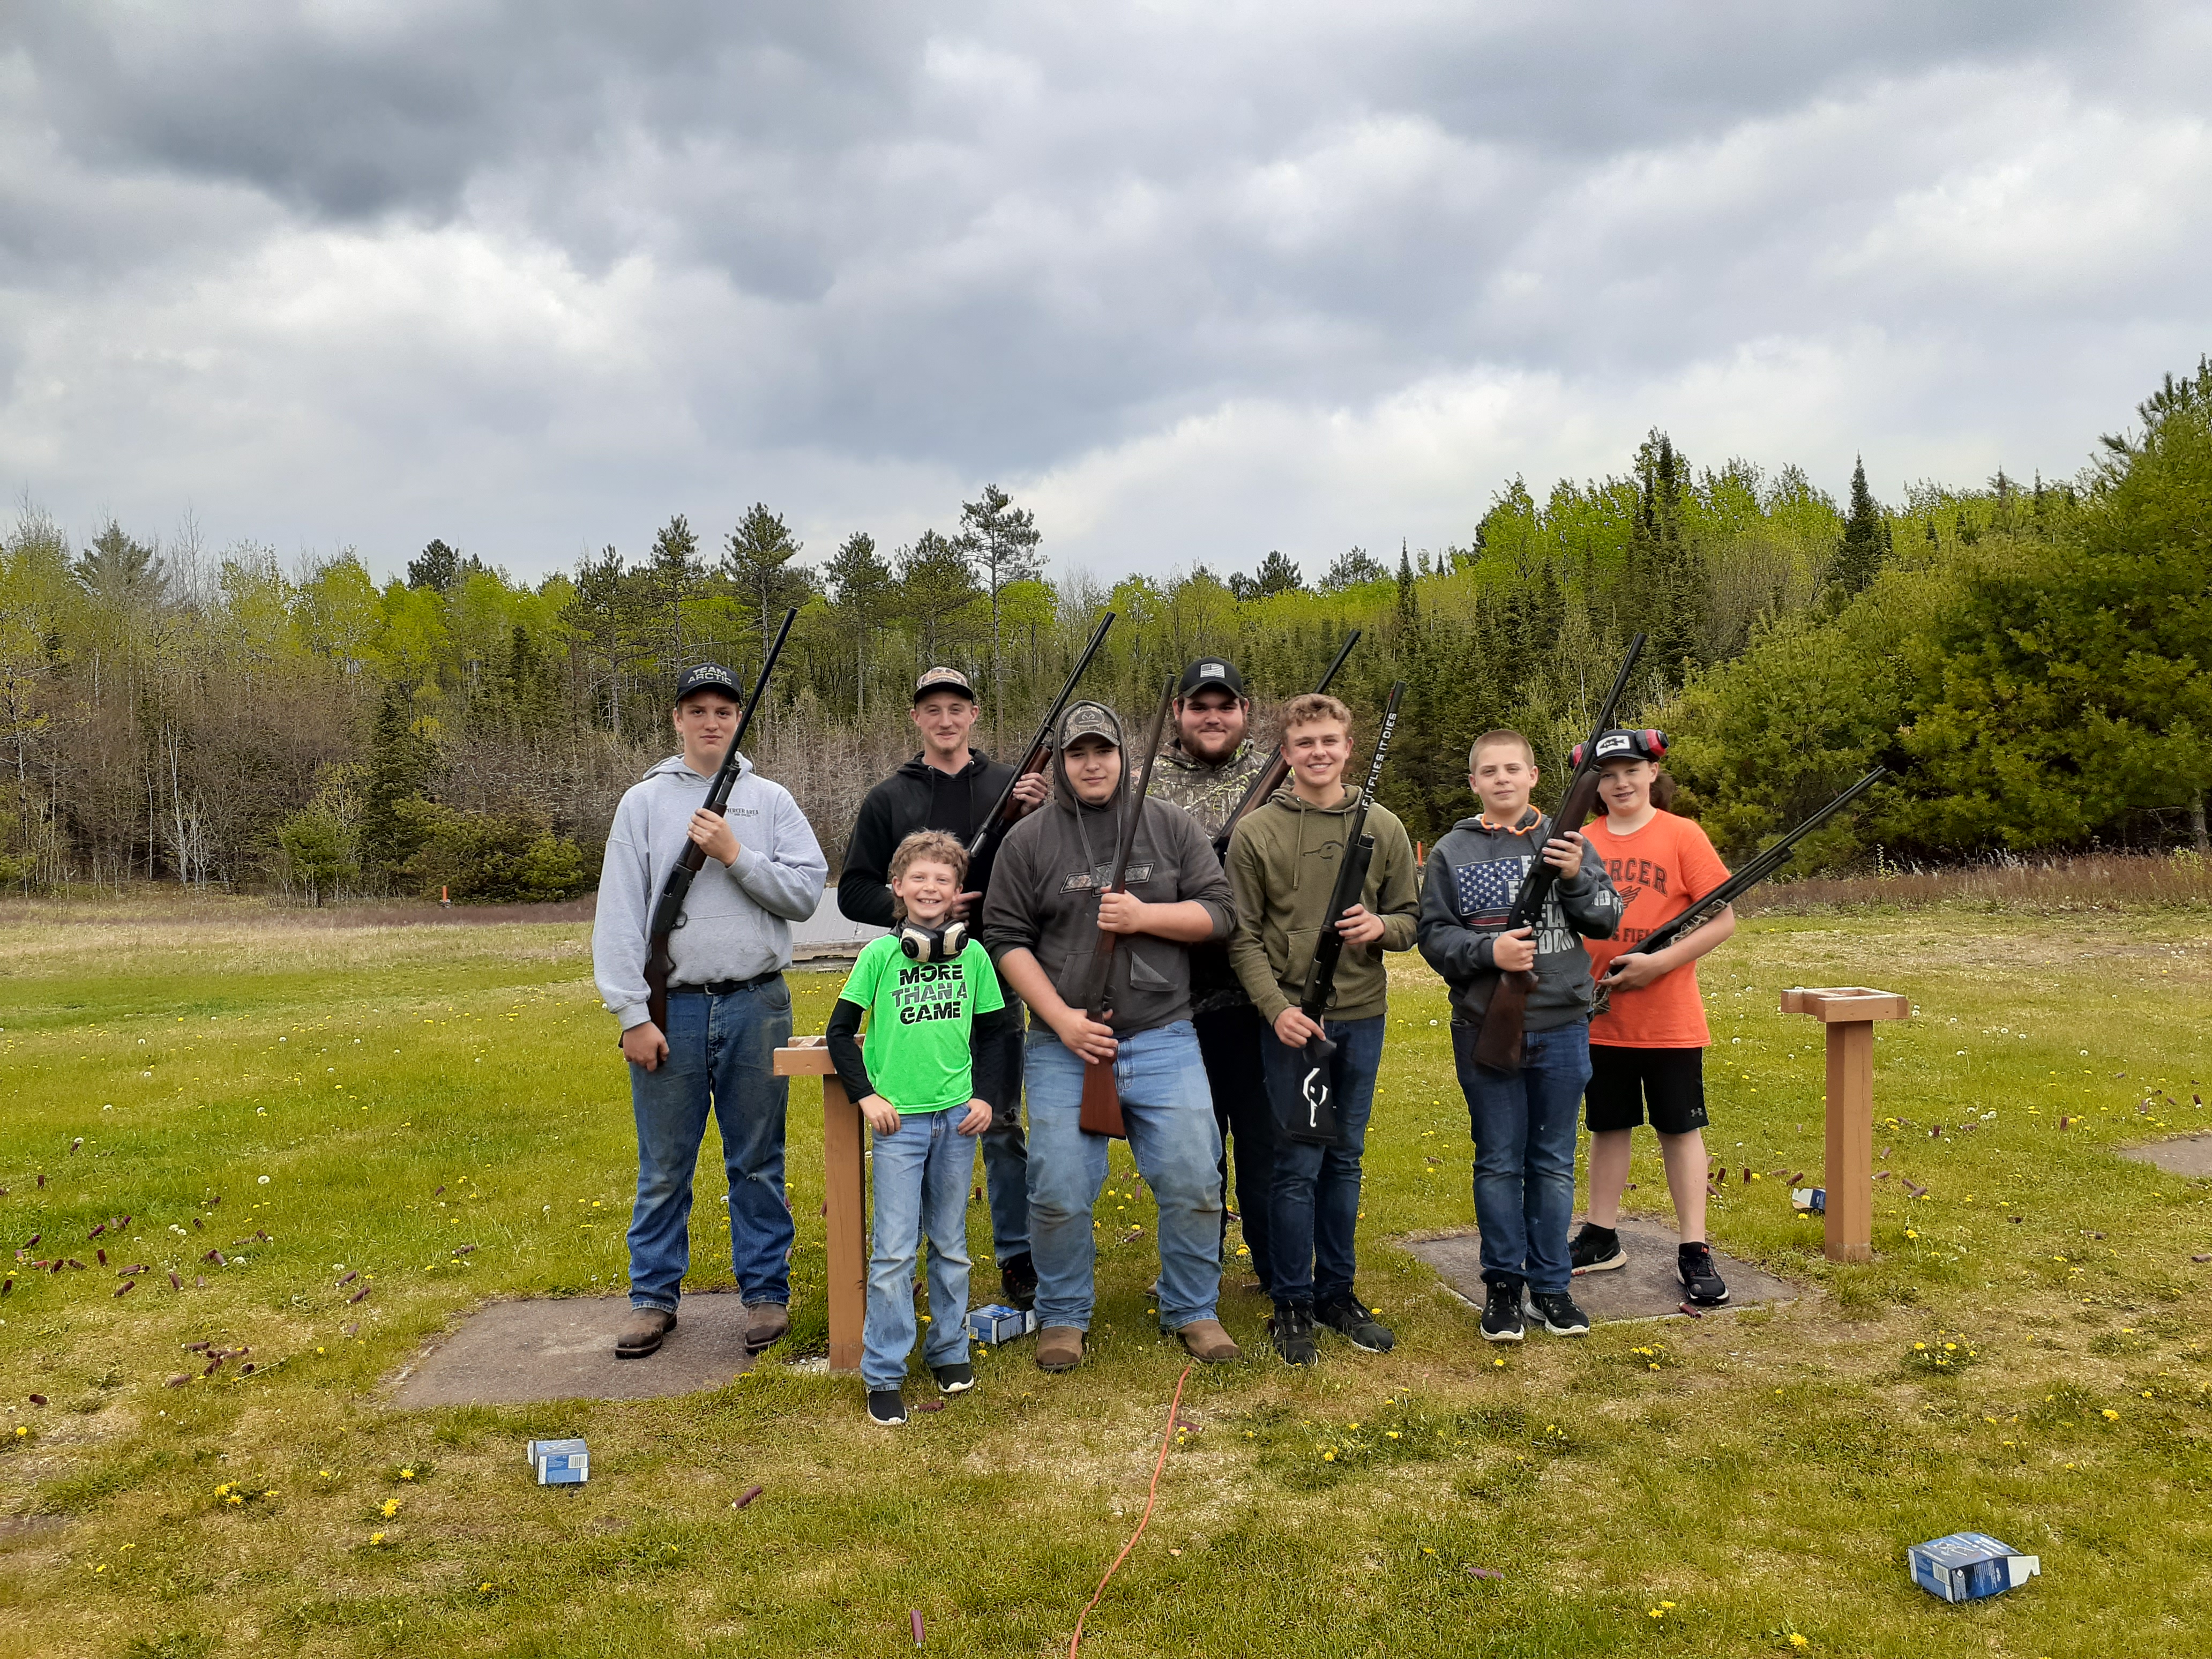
[{"left": 1068, "top": 1364, "right": 1194, "bottom": 1657}]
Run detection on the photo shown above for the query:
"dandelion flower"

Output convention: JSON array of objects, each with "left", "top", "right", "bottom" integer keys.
[
  {"left": 381, "top": 1498, "right": 401, "bottom": 1517},
  {"left": 370, "top": 1531, "right": 385, "bottom": 1544},
  {"left": 1789, "top": 1638, "right": 1809, "bottom": 1650}
]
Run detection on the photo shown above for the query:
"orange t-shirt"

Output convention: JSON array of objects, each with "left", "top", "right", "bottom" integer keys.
[{"left": 1582, "top": 810, "right": 1730, "bottom": 1049}]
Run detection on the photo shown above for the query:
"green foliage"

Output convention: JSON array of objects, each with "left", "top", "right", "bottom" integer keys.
[
  {"left": 1830, "top": 455, "right": 1888, "bottom": 599},
  {"left": 358, "top": 683, "right": 439, "bottom": 887},
  {"left": 274, "top": 804, "right": 357, "bottom": 906},
  {"left": 397, "top": 802, "right": 593, "bottom": 903}
]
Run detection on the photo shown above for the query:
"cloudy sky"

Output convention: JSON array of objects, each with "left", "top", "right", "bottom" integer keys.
[{"left": 4, "top": 2, "right": 2209, "bottom": 585}]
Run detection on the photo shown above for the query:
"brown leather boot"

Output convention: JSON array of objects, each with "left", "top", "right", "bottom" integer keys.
[
  {"left": 1175, "top": 1318, "right": 1242, "bottom": 1363},
  {"left": 1035, "top": 1326, "right": 1086, "bottom": 1371},
  {"left": 615, "top": 1305, "right": 675, "bottom": 1359},
  {"left": 744, "top": 1302, "right": 789, "bottom": 1354}
]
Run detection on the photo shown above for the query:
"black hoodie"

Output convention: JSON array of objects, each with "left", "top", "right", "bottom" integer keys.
[
  {"left": 977, "top": 709, "right": 1234, "bottom": 1037},
  {"left": 838, "top": 748, "right": 1017, "bottom": 928}
]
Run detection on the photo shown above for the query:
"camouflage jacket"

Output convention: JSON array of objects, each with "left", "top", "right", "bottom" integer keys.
[
  {"left": 1148, "top": 737, "right": 1273, "bottom": 1012},
  {"left": 1148, "top": 738, "right": 1272, "bottom": 846}
]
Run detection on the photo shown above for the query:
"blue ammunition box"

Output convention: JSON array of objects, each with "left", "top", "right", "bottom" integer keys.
[
  {"left": 527, "top": 1438, "right": 589, "bottom": 1485},
  {"left": 1908, "top": 1533, "right": 2040, "bottom": 1602},
  {"left": 1790, "top": 1187, "right": 1826, "bottom": 1213},
  {"left": 967, "top": 1304, "right": 1036, "bottom": 1345}
]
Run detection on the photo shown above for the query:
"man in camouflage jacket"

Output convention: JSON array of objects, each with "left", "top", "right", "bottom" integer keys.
[{"left": 1147, "top": 657, "right": 1278, "bottom": 1289}]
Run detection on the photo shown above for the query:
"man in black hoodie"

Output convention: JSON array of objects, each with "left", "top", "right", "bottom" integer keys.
[{"left": 839, "top": 667, "right": 1049, "bottom": 1306}]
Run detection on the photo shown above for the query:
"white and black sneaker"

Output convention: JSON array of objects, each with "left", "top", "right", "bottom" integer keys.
[
  {"left": 931, "top": 1362, "right": 975, "bottom": 1394},
  {"left": 1479, "top": 1280, "right": 1525, "bottom": 1343},
  {"left": 867, "top": 1388, "right": 908, "bottom": 1426},
  {"left": 1570, "top": 1222, "right": 1626, "bottom": 1274},
  {"left": 1529, "top": 1290, "right": 1591, "bottom": 1336},
  {"left": 1678, "top": 1241, "right": 1730, "bottom": 1306}
]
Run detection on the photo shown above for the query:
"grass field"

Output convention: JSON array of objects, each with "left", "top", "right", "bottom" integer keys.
[{"left": 2, "top": 896, "right": 2209, "bottom": 1658}]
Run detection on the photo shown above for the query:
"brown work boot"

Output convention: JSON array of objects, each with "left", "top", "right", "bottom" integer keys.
[
  {"left": 615, "top": 1305, "right": 676, "bottom": 1359},
  {"left": 1175, "top": 1318, "right": 1242, "bottom": 1363},
  {"left": 744, "top": 1302, "right": 790, "bottom": 1354},
  {"left": 1035, "top": 1326, "right": 1086, "bottom": 1371}
]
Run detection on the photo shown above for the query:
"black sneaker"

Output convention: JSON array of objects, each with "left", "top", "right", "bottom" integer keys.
[
  {"left": 1570, "top": 1222, "right": 1626, "bottom": 1274},
  {"left": 1479, "top": 1280, "right": 1524, "bottom": 1344},
  {"left": 931, "top": 1362, "right": 975, "bottom": 1394},
  {"left": 866, "top": 1388, "right": 907, "bottom": 1426},
  {"left": 1317, "top": 1294, "right": 1396, "bottom": 1354},
  {"left": 1269, "top": 1304, "right": 1319, "bottom": 1366},
  {"left": 1529, "top": 1290, "right": 1591, "bottom": 1336},
  {"left": 1677, "top": 1241, "right": 1730, "bottom": 1306},
  {"left": 999, "top": 1251, "right": 1038, "bottom": 1311}
]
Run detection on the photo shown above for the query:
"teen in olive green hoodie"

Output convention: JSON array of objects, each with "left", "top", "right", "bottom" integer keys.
[{"left": 1225, "top": 694, "right": 1419, "bottom": 1363}]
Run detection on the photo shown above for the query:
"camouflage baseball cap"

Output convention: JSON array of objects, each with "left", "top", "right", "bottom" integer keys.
[{"left": 1057, "top": 700, "right": 1122, "bottom": 749}]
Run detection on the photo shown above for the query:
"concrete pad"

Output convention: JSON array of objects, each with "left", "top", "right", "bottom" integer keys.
[
  {"left": 2120, "top": 1133, "right": 2212, "bottom": 1177},
  {"left": 1400, "top": 1217, "right": 1800, "bottom": 1325},
  {"left": 387, "top": 1292, "right": 756, "bottom": 1409}
]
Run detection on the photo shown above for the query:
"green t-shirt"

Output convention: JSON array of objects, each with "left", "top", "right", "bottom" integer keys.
[{"left": 836, "top": 935, "right": 1006, "bottom": 1114}]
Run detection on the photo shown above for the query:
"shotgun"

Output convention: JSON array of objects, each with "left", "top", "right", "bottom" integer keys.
[
  {"left": 966, "top": 612, "right": 1115, "bottom": 900},
  {"left": 1212, "top": 629, "right": 1361, "bottom": 860},
  {"left": 641, "top": 607, "right": 798, "bottom": 1033},
  {"left": 1282, "top": 681, "right": 1405, "bottom": 1147},
  {"left": 1590, "top": 766, "right": 1887, "bottom": 1017},
  {"left": 1468, "top": 633, "right": 1646, "bottom": 1073},
  {"left": 1077, "top": 676, "right": 1178, "bottom": 1140}
]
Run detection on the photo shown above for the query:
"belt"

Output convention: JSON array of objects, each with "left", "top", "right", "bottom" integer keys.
[{"left": 669, "top": 970, "right": 784, "bottom": 996}]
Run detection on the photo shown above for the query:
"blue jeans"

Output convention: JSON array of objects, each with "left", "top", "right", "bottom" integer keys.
[
  {"left": 864, "top": 1107, "right": 978, "bottom": 1389},
  {"left": 1023, "top": 1021, "right": 1223, "bottom": 1332},
  {"left": 626, "top": 980, "right": 795, "bottom": 1313},
  {"left": 1452, "top": 1019, "right": 1590, "bottom": 1297},
  {"left": 1261, "top": 1014, "right": 1385, "bottom": 1307},
  {"left": 976, "top": 1015, "right": 1031, "bottom": 1262}
]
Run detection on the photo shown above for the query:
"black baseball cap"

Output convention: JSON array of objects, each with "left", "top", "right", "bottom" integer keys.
[
  {"left": 1573, "top": 727, "right": 1669, "bottom": 767},
  {"left": 912, "top": 666, "right": 978, "bottom": 702},
  {"left": 1177, "top": 657, "right": 1246, "bottom": 699},
  {"left": 673, "top": 663, "right": 744, "bottom": 705}
]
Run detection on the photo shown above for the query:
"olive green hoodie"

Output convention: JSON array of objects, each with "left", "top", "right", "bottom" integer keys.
[{"left": 1225, "top": 783, "right": 1419, "bottom": 1025}]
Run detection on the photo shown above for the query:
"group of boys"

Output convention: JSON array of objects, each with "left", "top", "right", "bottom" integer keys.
[{"left": 592, "top": 652, "right": 1737, "bottom": 1422}]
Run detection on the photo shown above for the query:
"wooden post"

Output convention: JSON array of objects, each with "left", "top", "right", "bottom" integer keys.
[
  {"left": 1780, "top": 987, "right": 1911, "bottom": 1263},
  {"left": 773, "top": 1035, "right": 867, "bottom": 1375}
]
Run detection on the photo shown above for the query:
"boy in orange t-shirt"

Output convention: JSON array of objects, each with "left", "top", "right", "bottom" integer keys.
[{"left": 1570, "top": 730, "right": 1738, "bottom": 1305}]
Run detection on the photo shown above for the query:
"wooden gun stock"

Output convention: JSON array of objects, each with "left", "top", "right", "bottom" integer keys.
[{"left": 1075, "top": 676, "right": 1176, "bottom": 1140}]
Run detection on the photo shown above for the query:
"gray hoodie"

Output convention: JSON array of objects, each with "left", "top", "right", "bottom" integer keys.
[
  {"left": 978, "top": 707, "right": 1234, "bottom": 1037},
  {"left": 593, "top": 752, "right": 828, "bottom": 1030},
  {"left": 1416, "top": 808, "right": 1622, "bottom": 1033}
]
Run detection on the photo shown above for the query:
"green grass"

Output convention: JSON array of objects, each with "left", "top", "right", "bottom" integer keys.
[{"left": 1, "top": 900, "right": 2208, "bottom": 1658}]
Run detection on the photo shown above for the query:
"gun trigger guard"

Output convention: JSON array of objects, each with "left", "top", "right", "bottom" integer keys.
[{"left": 671, "top": 915, "right": 687, "bottom": 930}]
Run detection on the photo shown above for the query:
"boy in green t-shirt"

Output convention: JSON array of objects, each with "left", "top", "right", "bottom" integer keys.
[{"left": 827, "top": 831, "right": 1015, "bottom": 1425}]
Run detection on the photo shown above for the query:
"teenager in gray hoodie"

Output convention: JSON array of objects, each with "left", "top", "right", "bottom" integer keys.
[
  {"left": 592, "top": 663, "right": 828, "bottom": 1361},
  {"left": 1417, "top": 728, "right": 1620, "bottom": 1345},
  {"left": 978, "top": 700, "right": 1241, "bottom": 1372}
]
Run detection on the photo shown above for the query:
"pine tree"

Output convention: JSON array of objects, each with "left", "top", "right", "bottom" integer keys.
[
  {"left": 75, "top": 521, "right": 165, "bottom": 609},
  {"left": 723, "top": 504, "right": 812, "bottom": 666},
  {"left": 956, "top": 484, "right": 1045, "bottom": 751},
  {"left": 648, "top": 517, "right": 701, "bottom": 669},
  {"left": 406, "top": 540, "right": 460, "bottom": 592},
  {"left": 358, "top": 683, "right": 437, "bottom": 888},
  {"left": 1251, "top": 550, "right": 1303, "bottom": 597},
  {"left": 1830, "top": 455, "right": 1887, "bottom": 598},
  {"left": 895, "top": 531, "right": 981, "bottom": 670},
  {"left": 824, "top": 530, "right": 896, "bottom": 721}
]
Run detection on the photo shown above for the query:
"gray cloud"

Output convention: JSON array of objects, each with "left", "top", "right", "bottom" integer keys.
[{"left": 2, "top": 2, "right": 2207, "bottom": 578}]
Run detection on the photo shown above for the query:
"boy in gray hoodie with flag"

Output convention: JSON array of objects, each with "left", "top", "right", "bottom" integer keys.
[
  {"left": 1418, "top": 728, "right": 1620, "bottom": 1344},
  {"left": 593, "top": 663, "right": 828, "bottom": 1361}
]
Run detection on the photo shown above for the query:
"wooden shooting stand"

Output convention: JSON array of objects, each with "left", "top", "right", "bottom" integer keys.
[
  {"left": 1780, "top": 987, "right": 1911, "bottom": 1263},
  {"left": 772, "top": 1036, "right": 868, "bottom": 1375}
]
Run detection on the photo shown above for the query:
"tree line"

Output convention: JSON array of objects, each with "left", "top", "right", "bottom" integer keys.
[{"left": 3, "top": 364, "right": 2206, "bottom": 903}]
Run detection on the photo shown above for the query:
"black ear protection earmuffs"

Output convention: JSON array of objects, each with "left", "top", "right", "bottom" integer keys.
[
  {"left": 1571, "top": 728, "right": 1669, "bottom": 768},
  {"left": 897, "top": 917, "right": 970, "bottom": 962}
]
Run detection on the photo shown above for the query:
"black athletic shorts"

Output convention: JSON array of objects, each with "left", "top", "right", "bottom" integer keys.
[{"left": 1586, "top": 1045, "right": 1708, "bottom": 1135}]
